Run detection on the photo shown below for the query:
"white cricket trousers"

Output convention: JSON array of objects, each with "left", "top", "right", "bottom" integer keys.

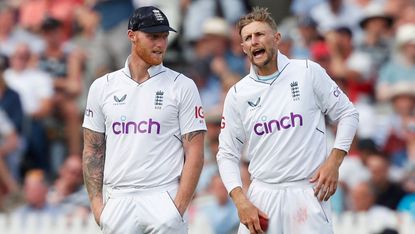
[
  {"left": 99, "top": 183, "right": 187, "bottom": 234},
  {"left": 238, "top": 179, "right": 333, "bottom": 234}
]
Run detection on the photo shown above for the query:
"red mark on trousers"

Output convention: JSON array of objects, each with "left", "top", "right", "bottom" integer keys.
[{"left": 294, "top": 207, "right": 308, "bottom": 224}]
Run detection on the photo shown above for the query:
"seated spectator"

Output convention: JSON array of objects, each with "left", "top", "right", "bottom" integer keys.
[
  {"left": 190, "top": 174, "right": 239, "bottom": 234},
  {"left": 18, "top": 0, "right": 82, "bottom": 38},
  {"left": 13, "top": 169, "right": 59, "bottom": 222},
  {"left": 377, "top": 24, "right": 415, "bottom": 102},
  {"left": 47, "top": 156, "right": 89, "bottom": 218},
  {"left": 366, "top": 152, "right": 407, "bottom": 209},
  {"left": 381, "top": 82, "right": 415, "bottom": 165},
  {"left": 349, "top": 182, "right": 398, "bottom": 233},
  {"left": 398, "top": 166, "right": 415, "bottom": 218},
  {"left": 357, "top": 3, "right": 393, "bottom": 71},
  {"left": 4, "top": 43, "right": 53, "bottom": 177},
  {"left": 39, "top": 16, "right": 82, "bottom": 157},
  {"left": 310, "top": 0, "right": 363, "bottom": 35},
  {"left": 0, "top": 3, "right": 44, "bottom": 56},
  {"left": 0, "top": 55, "right": 24, "bottom": 181},
  {"left": 326, "top": 26, "right": 375, "bottom": 104},
  {"left": 0, "top": 108, "right": 19, "bottom": 210}
]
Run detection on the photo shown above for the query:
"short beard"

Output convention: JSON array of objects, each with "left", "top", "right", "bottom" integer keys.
[
  {"left": 251, "top": 48, "right": 276, "bottom": 68},
  {"left": 135, "top": 46, "right": 164, "bottom": 66}
]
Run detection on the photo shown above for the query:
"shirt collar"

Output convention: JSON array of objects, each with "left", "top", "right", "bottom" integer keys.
[
  {"left": 249, "top": 51, "right": 290, "bottom": 78},
  {"left": 123, "top": 56, "right": 166, "bottom": 78}
]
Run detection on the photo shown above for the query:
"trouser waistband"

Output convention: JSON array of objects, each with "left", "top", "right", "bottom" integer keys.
[
  {"left": 104, "top": 182, "right": 179, "bottom": 198},
  {"left": 251, "top": 179, "right": 313, "bottom": 189}
]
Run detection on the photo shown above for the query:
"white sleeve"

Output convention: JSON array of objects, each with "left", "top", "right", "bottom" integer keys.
[
  {"left": 177, "top": 77, "right": 207, "bottom": 135},
  {"left": 36, "top": 72, "right": 54, "bottom": 99},
  {"left": 311, "top": 62, "right": 359, "bottom": 153},
  {"left": 82, "top": 78, "right": 106, "bottom": 133},
  {"left": 217, "top": 87, "right": 246, "bottom": 193}
]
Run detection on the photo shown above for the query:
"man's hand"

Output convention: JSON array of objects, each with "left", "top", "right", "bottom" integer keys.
[
  {"left": 310, "top": 148, "right": 346, "bottom": 201},
  {"left": 231, "top": 187, "right": 268, "bottom": 234}
]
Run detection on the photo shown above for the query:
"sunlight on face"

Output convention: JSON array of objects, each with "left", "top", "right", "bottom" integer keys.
[
  {"left": 240, "top": 21, "right": 280, "bottom": 75},
  {"left": 132, "top": 31, "right": 169, "bottom": 65}
]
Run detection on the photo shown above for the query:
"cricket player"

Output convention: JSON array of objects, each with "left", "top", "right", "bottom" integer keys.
[
  {"left": 82, "top": 6, "right": 206, "bottom": 234},
  {"left": 217, "top": 7, "right": 359, "bottom": 234}
]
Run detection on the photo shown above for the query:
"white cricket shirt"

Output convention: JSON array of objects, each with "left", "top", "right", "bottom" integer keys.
[
  {"left": 83, "top": 58, "right": 207, "bottom": 189},
  {"left": 217, "top": 52, "right": 359, "bottom": 193}
]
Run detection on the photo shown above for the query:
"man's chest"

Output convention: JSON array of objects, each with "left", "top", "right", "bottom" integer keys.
[{"left": 101, "top": 86, "right": 178, "bottom": 129}]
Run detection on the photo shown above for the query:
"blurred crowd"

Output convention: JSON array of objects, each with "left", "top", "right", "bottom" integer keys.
[{"left": 0, "top": 0, "right": 415, "bottom": 233}]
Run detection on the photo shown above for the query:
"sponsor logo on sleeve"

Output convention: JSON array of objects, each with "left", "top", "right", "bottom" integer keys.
[
  {"left": 333, "top": 87, "right": 340, "bottom": 97},
  {"left": 195, "top": 106, "right": 205, "bottom": 124},
  {"left": 85, "top": 108, "right": 93, "bottom": 118},
  {"left": 221, "top": 116, "right": 226, "bottom": 129}
]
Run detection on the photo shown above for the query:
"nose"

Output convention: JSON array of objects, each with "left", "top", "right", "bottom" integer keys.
[{"left": 251, "top": 35, "right": 259, "bottom": 45}]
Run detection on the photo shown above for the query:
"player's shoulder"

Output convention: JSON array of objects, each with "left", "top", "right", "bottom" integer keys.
[
  {"left": 288, "top": 58, "right": 321, "bottom": 70},
  {"left": 90, "top": 70, "right": 121, "bottom": 90},
  {"left": 229, "top": 75, "right": 252, "bottom": 95},
  {"left": 164, "top": 67, "right": 197, "bottom": 88}
]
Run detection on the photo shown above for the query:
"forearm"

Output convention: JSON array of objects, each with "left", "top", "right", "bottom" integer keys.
[
  {"left": 82, "top": 129, "right": 106, "bottom": 207},
  {"left": 230, "top": 186, "right": 248, "bottom": 207},
  {"left": 176, "top": 130, "right": 205, "bottom": 212},
  {"left": 217, "top": 151, "right": 242, "bottom": 193},
  {"left": 328, "top": 148, "right": 347, "bottom": 167},
  {"left": 333, "top": 111, "right": 359, "bottom": 153}
]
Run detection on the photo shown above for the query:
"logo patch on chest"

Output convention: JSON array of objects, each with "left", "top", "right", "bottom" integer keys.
[
  {"left": 290, "top": 81, "right": 300, "bottom": 101},
  {"left": 113, "top": 94, "right": 127, "bottom": 105},
  {"left": 154, "top": 90, "right": 164, "bottom": 109}
]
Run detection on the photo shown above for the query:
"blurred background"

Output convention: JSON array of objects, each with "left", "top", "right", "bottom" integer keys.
[{"left": 0, "top": 0, "right": 415, "bottom": 233}]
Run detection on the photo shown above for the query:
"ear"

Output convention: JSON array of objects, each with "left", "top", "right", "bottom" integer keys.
[
  {"left": 128, "top": 30, "right": 136, "bottom": 43},
  {"left": 274, "top": 32, "right": 281, "bottom": 44},
  {"left": 241, "top": 42, "right": 247, "bottom": 54}
]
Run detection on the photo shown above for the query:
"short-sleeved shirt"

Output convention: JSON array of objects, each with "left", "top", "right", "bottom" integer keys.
[
  {"left": 4, "top": 68, "right": 53, "bottom": 115},
  {"left": 83, "top": 58, "right": 207, "bottom": 189}
]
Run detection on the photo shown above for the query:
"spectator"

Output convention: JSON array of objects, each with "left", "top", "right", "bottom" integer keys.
[
  {"left": 0, "top": 107, "right": 19, "bottom": 209},
  {"left": 377, "top": 24, "right": 415, "bottom": 101},
  {"left": 88, "top": 0, "right": 133, "bottom": 75},
  {"left": 398, "top": 166, "right": 415, "bottom": 218},
  {"left": 381, "top": 81, "right": 415, "bottom": 165},
  {"left": 357, "top": 3, "right": 394, "bottom": 72},
  {"left": 38, "top": 16, "right": 83, "bottom": 157},
  {"left": 349, "top": 181, "right": 398, "bottom": 233},
  {"left": 183, "top": 0, "right": 249, "bottom": 43},
  {"left": 190, "top": 174, "right": 239, "bottom": 234},
  {"left": 0, "top": 54, "right": 24, "bottom": 181},
  {"left": 47, "top": 156, "right": 89, "bottom": 218},
  {"left": 4, "top": 43, "right": 53, "bottom": 177},
  {"left": 310, "top": 0, "right": 363, "bottom": 35},
  {"left": 366, "top": 152, "right": 407, "bottom": 209},
  {"left": 326, "top": 26, "right": 375, "bottom": 104},
  {"left": 0, "top": 2, "right": 44, "bottom": 56},
  {"left": 13, "top": 169, "right": 59, "bottom": 222},
  {"left": 19, "top": 0, "right": 82, "bottom": 38}
]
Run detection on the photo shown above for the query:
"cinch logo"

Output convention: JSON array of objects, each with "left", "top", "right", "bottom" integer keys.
[
  {"left": 85, "top": 108, "right": 93, "bottom": 118},
  {"left": 112, "top": 118, "right": 161, "bottom": 135},
  {"left": 253, "top": 112, "right": 303, "bottom": 135}
]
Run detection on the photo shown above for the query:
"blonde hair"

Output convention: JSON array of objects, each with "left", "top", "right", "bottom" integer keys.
[{"left": 237, "top": 7, "right": 278, "bottom": 35}]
